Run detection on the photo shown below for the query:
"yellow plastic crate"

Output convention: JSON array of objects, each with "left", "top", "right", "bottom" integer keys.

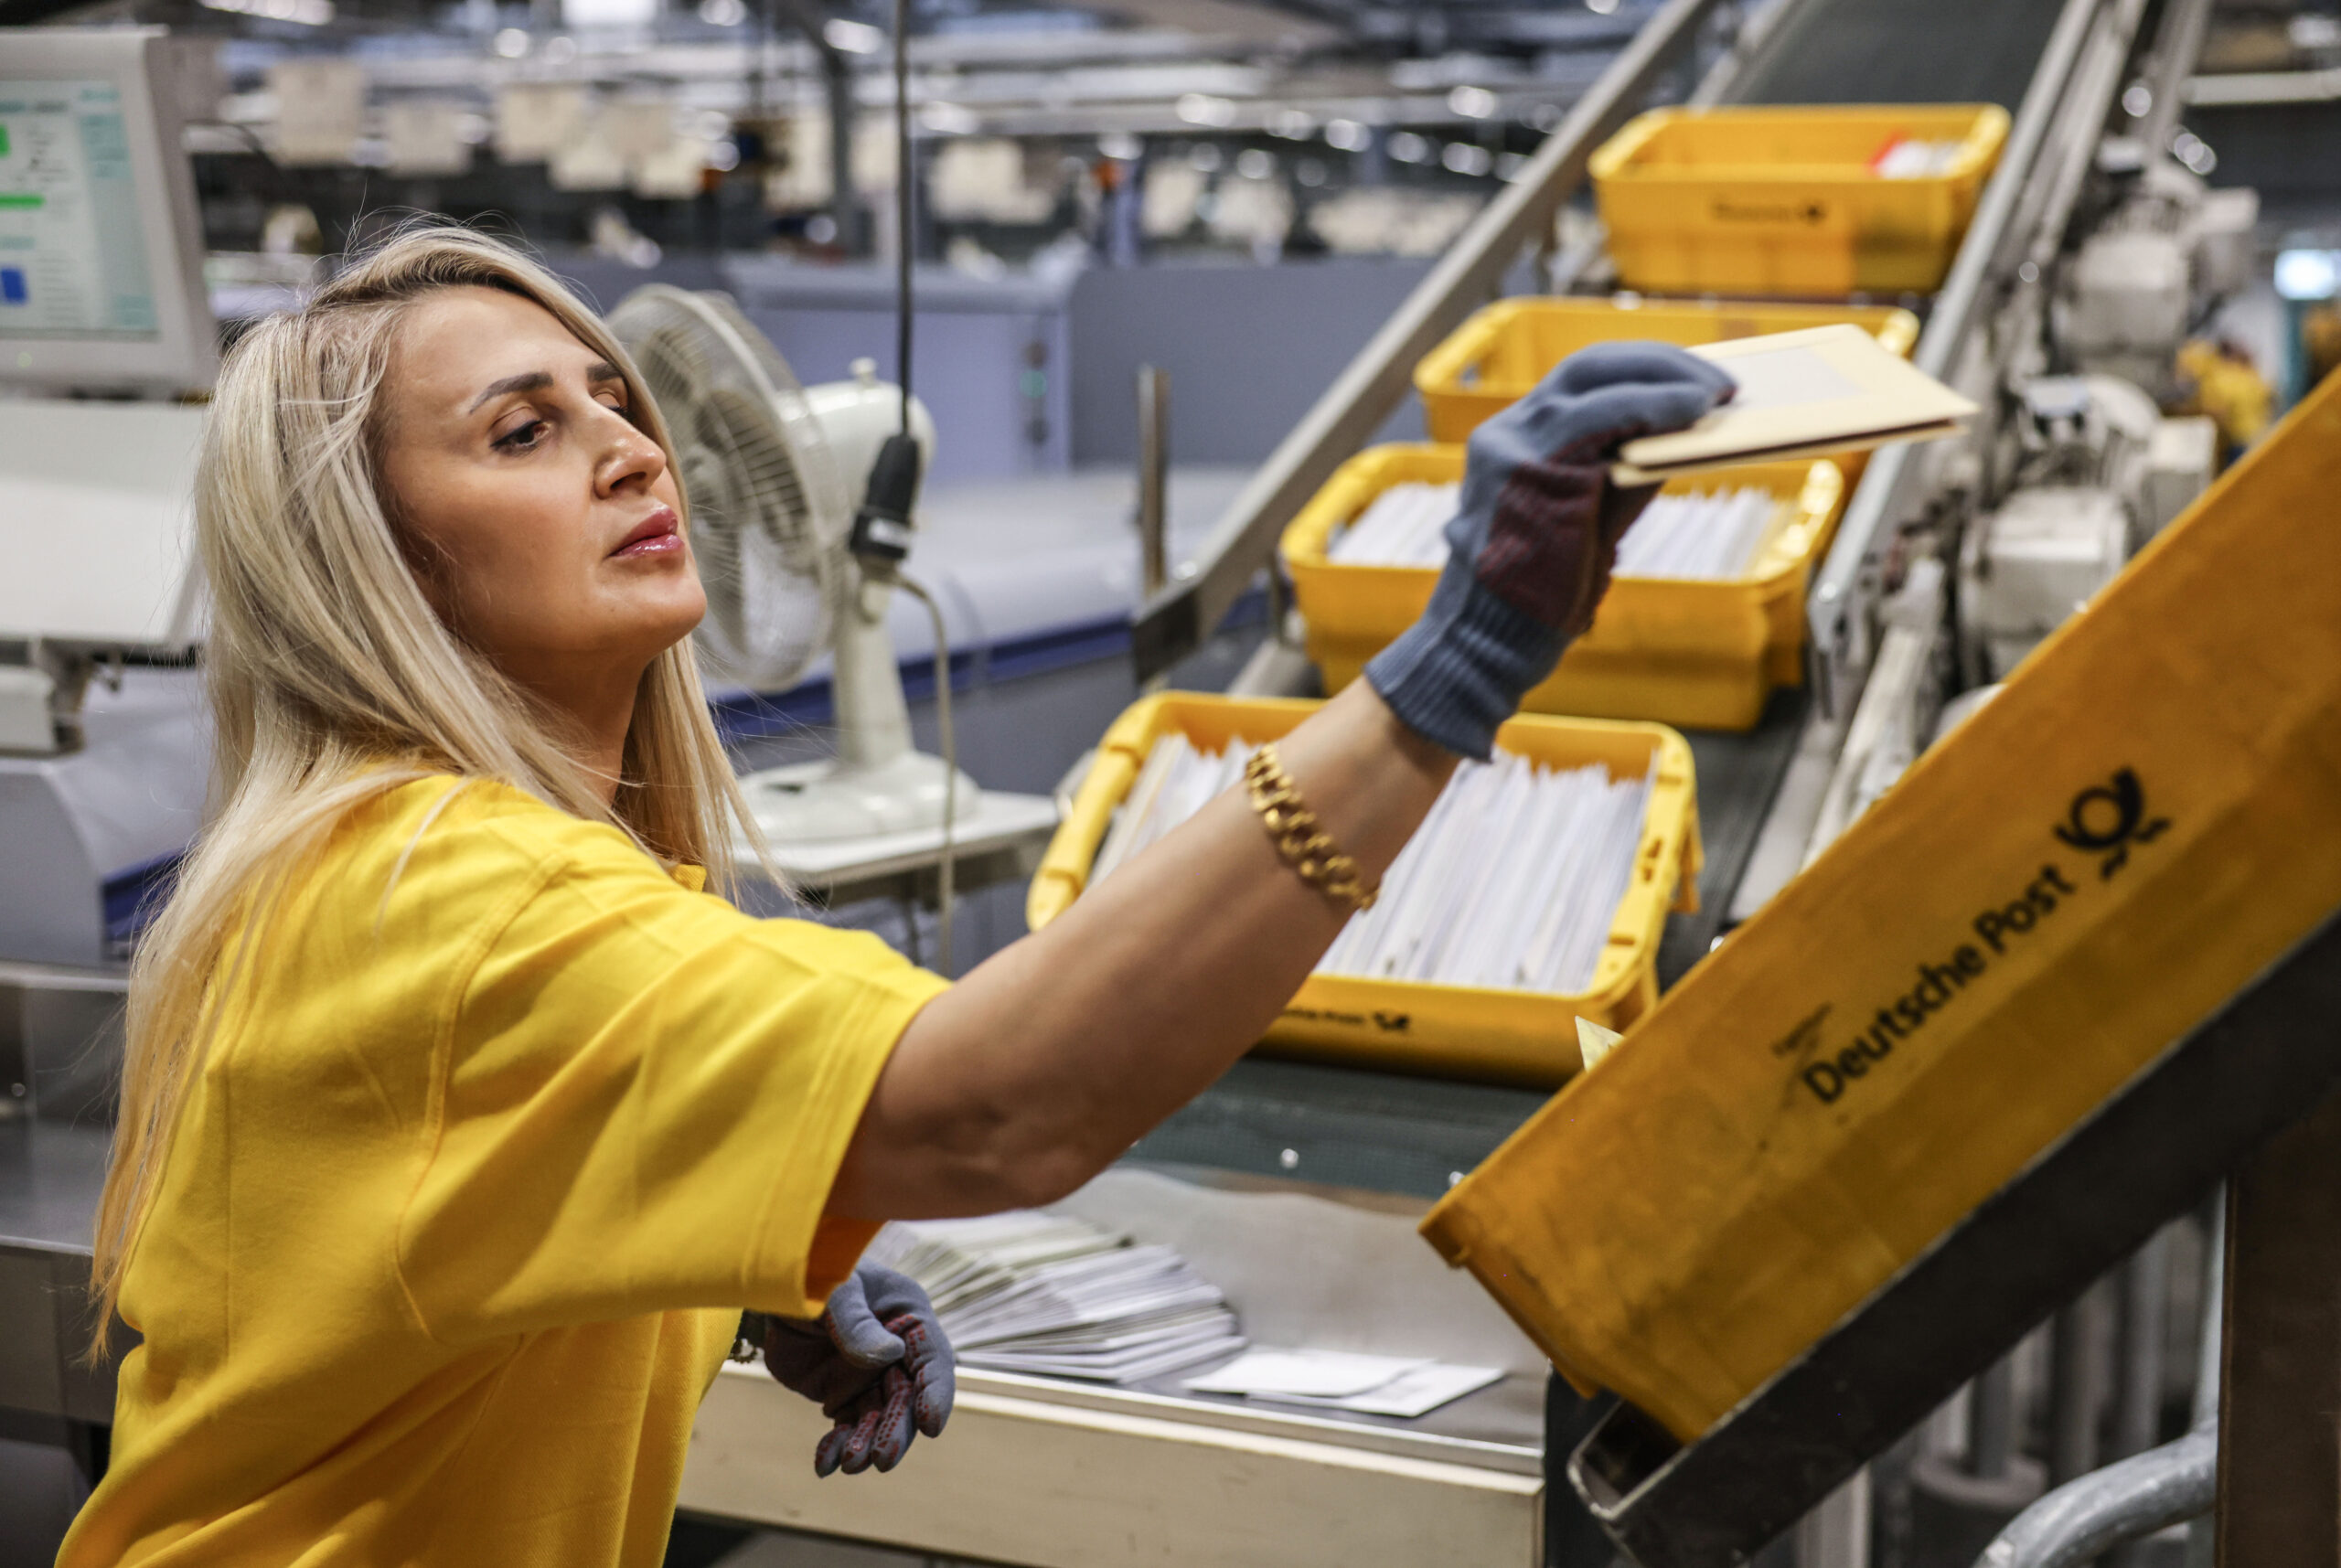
[
  {"left": 1027, "top": 693, "right": 1702, "bottom": 1086},
  {"left": 1589, "top": 103, "right": 2009, "bottom": 298},
  {"left": 1281, "top": 447, "right": 1847, "bottom": 731},
  {"left": 1415, "top": 295, "right": 1919, "bottom": 445}
]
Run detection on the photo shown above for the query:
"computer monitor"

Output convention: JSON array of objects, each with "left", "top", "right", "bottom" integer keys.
[{"left": 0, "top": 28, "right": 217, "bottom": 396}]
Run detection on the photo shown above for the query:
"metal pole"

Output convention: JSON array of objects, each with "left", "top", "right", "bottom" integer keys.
[
  {"left": 2214, "top": 1088, "right": 2341, "bottom": 1566},
  {"left": 1972, "top": 1356, "right": 2018, "bottom": 1480},
  {"left": 2133, "top": 0, "right": 2216, "bottom": 156},
  {"left": 1796, "top": 1468, "right": 1871, "bottom": 1568},
  {"left": 2050, "top": 1280, "right": 2114, "bottom": 1488},
  {"left": 773, "top": 0, "right": 862, "bottom": 253},
  {"left": 1137, "top": 365, "right": 1170, "bottom": 596},
  {"left": 2115, "top": 1228, "right": 2173, "bottom": 1462},
  {"left": 826, "top": 46, "right": 859, "bottom": 253},
  {"left": 1127, "top": 0, "right": 1741, "bottom": 682}
]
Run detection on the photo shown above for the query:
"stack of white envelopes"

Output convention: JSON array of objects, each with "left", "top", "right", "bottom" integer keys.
[
  {"left": 1331, "top": 479, "right": 1780, "bottom": 582},
  {"left": 1092, "top": 736, "right": 1656, "bottom": 996},
  {"left": 866, "top": 1211, "right": 1245, "bottom": 1384},
  {"left": 1183, "top": 1348, "right": 1504, "bottom": 1419}
]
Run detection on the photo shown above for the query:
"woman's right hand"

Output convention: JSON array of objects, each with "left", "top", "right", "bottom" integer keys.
[
  {"left": 1363, "top": 341, "right": 1735, "bottom": 760},
  {"left": 756, "top": 1264, "right": 955, "bottom": 1476}
]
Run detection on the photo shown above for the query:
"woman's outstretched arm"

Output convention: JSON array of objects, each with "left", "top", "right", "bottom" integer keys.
[
  {"left": 830, "top": 677, "right": 1452, "bottom": 1218},
  {"left": 826, "top": 342, "right": 1737, "bottom": 1221}
]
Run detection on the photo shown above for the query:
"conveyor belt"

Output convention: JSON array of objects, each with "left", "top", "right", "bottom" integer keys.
[
  {"left": 1654, "top": 688, "right": 1812, "bottom": 987},
  {"left": 1130, "top": 1059, "right": 1547, "bottom": 1201},
  {"left": 1726, "top": 0, "right": 2068, "bottom": 110}
]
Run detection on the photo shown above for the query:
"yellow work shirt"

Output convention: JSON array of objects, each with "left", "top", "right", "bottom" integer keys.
[{"left": 58, "top": 775, "right": 947, "bottom": 1568}]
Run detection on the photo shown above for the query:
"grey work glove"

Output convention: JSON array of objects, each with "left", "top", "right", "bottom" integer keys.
[
  {"left": 743, "top": 1264, "right": 956, "bottom": 1476},
  {"left": 1364, "top": 340, "right": 1737, "bottom": 759}
]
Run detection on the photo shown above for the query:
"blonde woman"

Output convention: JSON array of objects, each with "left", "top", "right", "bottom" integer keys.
[{"left": 59, "top": 225, "right": 1729, "bottom": 1566}]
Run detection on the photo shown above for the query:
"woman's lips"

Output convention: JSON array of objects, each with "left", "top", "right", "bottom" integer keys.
[{"left": 612, "top": 507, "right": 682, "bottom": 559}]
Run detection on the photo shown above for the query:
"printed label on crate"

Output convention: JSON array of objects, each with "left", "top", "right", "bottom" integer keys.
[
  {"left": 1780, "top": 765, "right": 2174, "bottom": 1109},
  {"left": 1709, "top": 197, "right": 1829, "bottom": 227},
  {"left": 1281, "top": 1004, "right": 1413, "bottom": 1035}
]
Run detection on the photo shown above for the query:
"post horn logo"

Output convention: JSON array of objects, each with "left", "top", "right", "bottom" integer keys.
[{"left": 2054, "top": 767, "right": 2171, "bottom": 879}]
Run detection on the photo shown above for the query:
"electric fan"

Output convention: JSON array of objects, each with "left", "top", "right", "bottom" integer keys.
[{"left": 605, "top": 283, "right": 976, "bottom": 842}]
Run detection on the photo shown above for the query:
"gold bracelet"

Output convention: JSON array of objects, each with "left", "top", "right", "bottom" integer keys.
[{"left": 1244, "top": 743, "right": 1379, "bottom": 914}]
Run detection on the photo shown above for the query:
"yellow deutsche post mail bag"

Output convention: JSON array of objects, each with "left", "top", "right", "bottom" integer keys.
[{"left": 1422, "top": 370, "right": 2341, "bottom": 1443}]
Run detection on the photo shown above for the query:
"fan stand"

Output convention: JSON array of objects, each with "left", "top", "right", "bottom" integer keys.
[{"left": 742, "top": 570, "right": 979, "bottom": 843}]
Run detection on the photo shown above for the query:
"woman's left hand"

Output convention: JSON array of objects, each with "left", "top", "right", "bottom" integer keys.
[{"left": 754, "top": 1264, "right": 956, "bottom": 1476}]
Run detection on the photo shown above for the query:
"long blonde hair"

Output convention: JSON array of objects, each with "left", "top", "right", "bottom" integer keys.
[{"left": 88, "top": 224, "right": 765, "bottom": 1356}]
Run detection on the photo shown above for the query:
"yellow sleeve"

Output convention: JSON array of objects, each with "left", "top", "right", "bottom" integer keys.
[{"left": 395, "top": 824, "right": 947, "bottom": 1343}]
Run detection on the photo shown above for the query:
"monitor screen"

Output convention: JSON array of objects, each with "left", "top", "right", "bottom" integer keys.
[
  {"left": 0, "top": 78, "right": 166, "bottom": 341},
  {"left": 0, "top": 31, "right": 215, "bottom": 394}
]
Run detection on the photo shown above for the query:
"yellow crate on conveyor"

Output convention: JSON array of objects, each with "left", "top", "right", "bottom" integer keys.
[
  {"left": 1028, "top": 692, "right": 1703, "bottom": 1086},
  {"left": 1588, "top": 103, "right": 2010, "bottom": 298},
  {"left": 1420, "top": 359, "right": 2341, "bottom": 1444},
  {"left": 1281, "top": 447, "right": 1847, "bottom": 731},
  {"left": 1415, "top": 294, "right": 1919, "bottom": 445}
]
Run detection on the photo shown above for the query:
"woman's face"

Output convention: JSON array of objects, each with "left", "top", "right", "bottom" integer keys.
[{"left": 377, "top": 284, "right": 704, "bottom": 710}]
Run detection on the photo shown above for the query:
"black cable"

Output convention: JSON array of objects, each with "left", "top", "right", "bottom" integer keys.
[{"left": 893, "top": 0, "right": 913, "bottom": 434}]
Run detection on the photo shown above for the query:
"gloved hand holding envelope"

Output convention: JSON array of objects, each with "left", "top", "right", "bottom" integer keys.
[{"left": 1609, "top": 324, "right": 1978, "bottom": 485}]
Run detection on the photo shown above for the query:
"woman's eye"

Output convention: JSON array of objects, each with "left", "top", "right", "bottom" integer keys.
[{"left": 493, "top": 418, "right": 551, "bottom": 452}]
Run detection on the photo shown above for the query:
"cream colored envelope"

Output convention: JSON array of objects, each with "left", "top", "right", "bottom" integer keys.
[{"left": 1611, "top": 324, "right": 1976, "bottom": 485}]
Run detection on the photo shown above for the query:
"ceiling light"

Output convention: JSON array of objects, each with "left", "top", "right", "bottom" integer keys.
[
  {"left": 824, "top": 17, "right": 883, "bottom": 54},
  {"left": 2275, "top": 249, "right": 2338, "bottom": 302},
  {"left": 1268, "top": 108, "right": 1315, "bottom": 141},
  {"left": 561, "top": 0, "right": 653, "bottom": 27},
  {"left": 1441, "top": 142, "right": 1493, "bottom": 176},
  {"left": 697, "top": 0, "right": 746, "bottom": 24},
  {"left": 1387, "top": 131, "right": 1430, "bottom": 165},
  {"left": 1323, "top": 118, "right": 1370, "bottom": 153},
  {"left": 2290, "top": 14, "right": 2341, "bottom": 49},
  {"left": 1176, "top": 93, "right": 1237, "bottom": 128},
  {"left": 203, "top": 0, "right": 335, "bottom": 27},
  {"left": 1586, "top": 0, "right": 1620, "bottom": 13},
  {"left": 921, "top": 101, "right": 978, "bottom": 135},
  {"left": 1235, "top": 147, "right": 1274, "bottom": 179},
  {"left": 492, "top": 25, "right": 529, "bottom": 54},
  {"left": 1448, "top": 85, "right": 1496, "bottom": 120}
]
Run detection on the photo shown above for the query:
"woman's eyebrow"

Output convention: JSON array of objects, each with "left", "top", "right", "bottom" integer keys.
[
  {"left": 467, "top": 370, "right": 551, "bottom": 412},
  {"left": 465, "top": 361, "right": 624, "bottom": 413}
]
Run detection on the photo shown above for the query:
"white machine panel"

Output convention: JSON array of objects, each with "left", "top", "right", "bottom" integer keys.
[{"left": 0, "top": 400, "right": 204, "bottom": 648}]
